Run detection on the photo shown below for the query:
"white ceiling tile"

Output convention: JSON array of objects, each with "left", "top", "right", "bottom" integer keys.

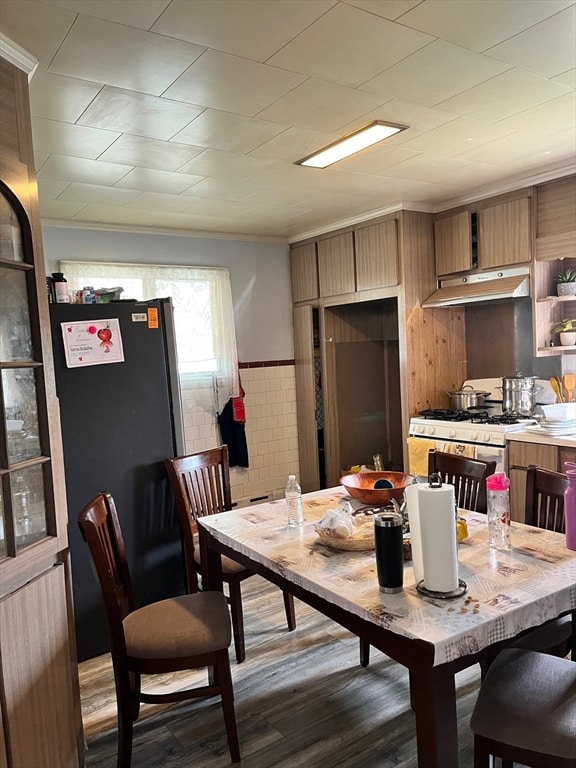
[
  {"left": 178, "top": 150, "right": 275, "bottom": 181},
  {"left": 486, "top": 6, "right": 576, "bottom": 78},
  {"left": 379, "top": 153, "right": 472, "bottom": 182},
  {"left": 455, "top": 129, "right": 572, "bottom": 165},
  {"left": 249, "top": 127, "right": 340, "bottom": 162},
  {"left": 38, "top": 198, "right": 87, "bottom": 218},
  {"left": 342, "top": 1, "right": 422, "bottom": 20},
  {"left": 0, "top": 1, "right": 76, "bottom": 67},
  {"left": 437, "top": 69, "right": 571, "bottom": 124},
  {"left": 257, "top": 78, "right": 386, "bottom": 132},
  {"left": 99, "top": 135, "right": 205, "bottom": 171},
  {"left": 71, "top": 203, "right": 153, "bottom": 225},
  {"left": 37, "top": 154, "right": 133, "bottom": 185},
  {"left": 401, "top": 117, "right": 513, "bottom": 156},
  {"left": 31, "top": 117, "right": 119, "bottom": 159},
  {"left": 151, "top": 0, "right": 336, "bottom": 62},
  {"left": 33, "top": 151, "right": 51, "bottom": 172},
  {"left": 246, "top": 187, "right": 317, "bottom": 206},
  {"left": 29, "top": 69, "right": 103, "bottom": 122},
  {"left": 184, "top": 197, "right": 259, "bottom": 217},
  {"left": 114, "top": 168, "right": 204, "bottom": 194},
  {"left": 361, "top": 41, "right": 511, "bottom": 107},
  {"left": 496, "top": 93, "right": 576, "bottom": 136},
  {"left": 333, "top": 144, "right": 421, "bottom": 174},
  {"left": 37, "top": 0, "right": 171, "bottom": 29},
  {"left": 134, "top": 210, "right": 197, "bottom": 228},
  {"left": 553, "top": 69, "right": 576, "bottom": 89},
  {"left": 57, "top": 182, "right": 141, "bottom": 205},
  {"left": 164, "top": 50, "right": 306, "bottom": 117},
  {"left": 77, "top": 87, "right": 205, "bottom": 140},
  {"left": 502, "top": 130, "right": 576, "bottom": 175},
  {"left": 339, "top": 100, "right": 458, "bottom": 138},
  {"left": 172, "top": 110, "right": 287, "bottom": 153},
  {"left": 180, "top": 179, "right": 261, "bottom": 202},
  {"left": 267, "top": 3, "right": 432, "bottom": 87},
  {"left": 37, "top": 179, "right": 71, "bottom": 199},
  {"left": 399, "top": 0, "right": 572, "bottom": 53},
  {"left": 123, "top": 192, "right": 195, "bottom": 212},
  {"left": 49, "top": 14, "right": 205, "bottom": 96}
]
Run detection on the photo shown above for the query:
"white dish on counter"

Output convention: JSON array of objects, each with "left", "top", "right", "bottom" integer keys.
[
  {"left": 541, "top": 403, "right": 576, "bottom": 421},
  {"left": 523, "top": 422, "right": 576, "bottom": 436}
]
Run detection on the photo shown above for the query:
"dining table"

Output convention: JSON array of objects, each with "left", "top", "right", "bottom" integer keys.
[{"left": 198, "top": 486, "right": 576, "bottom": 768}]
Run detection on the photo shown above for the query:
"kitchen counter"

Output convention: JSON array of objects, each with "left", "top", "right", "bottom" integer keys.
[{"left": 507, "top": 430, "right": 576, "bottom": 449}]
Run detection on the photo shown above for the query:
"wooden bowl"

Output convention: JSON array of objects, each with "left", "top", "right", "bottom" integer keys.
[{"left": 339, "top": 471, "right": 413, "bottom": 505}]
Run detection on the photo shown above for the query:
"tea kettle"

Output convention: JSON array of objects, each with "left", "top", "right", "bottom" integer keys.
[{"left": 499, "top": 371, "right": 541, "bottom": 417}]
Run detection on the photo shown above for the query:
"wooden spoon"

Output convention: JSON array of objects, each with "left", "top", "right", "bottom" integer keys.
[
  {"left": 550, "top": 377, "right": 564, "bottom": 403},
  {"left": 563, "top": 373, "right": 575, "bottom": 403}
]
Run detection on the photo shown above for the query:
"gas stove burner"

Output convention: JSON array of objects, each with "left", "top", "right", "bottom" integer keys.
[{"left": 418, "top": 407, "right": 494, "bottom": 422}]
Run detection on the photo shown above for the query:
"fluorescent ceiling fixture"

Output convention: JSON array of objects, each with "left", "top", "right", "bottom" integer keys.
[{"left": 295, "top": 121, "right": 408, "bottom": 169}]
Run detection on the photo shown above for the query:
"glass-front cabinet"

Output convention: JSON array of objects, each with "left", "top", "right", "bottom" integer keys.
[{"left": 0, "top": 183, "right": 53, "bottom": 558}]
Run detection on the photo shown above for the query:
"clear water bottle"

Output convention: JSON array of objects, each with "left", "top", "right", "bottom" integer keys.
[
  {"left": 486, "top": 472, "right": 511, "bottom": 550},
  {"left": 285, "top": 474, "right": 303, "bottom": 528}
]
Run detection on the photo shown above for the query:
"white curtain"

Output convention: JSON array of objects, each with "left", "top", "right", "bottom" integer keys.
[{"left": 61, "top": 260, "right": 239, "bottom": 414}]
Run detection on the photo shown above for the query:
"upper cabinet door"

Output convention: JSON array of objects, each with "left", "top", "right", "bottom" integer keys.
[
  {"left": 355, "top": 220, "right": 398, "bottom": 290},
  {"left": 478, "top": 198, "right": 531, "bottom": 269},
  {"left": 290, "top": 242, "right": 318, "bottom": 303},
  {"left": 434, "top": 211, "right": 472, "bottom": 277},
  {"left": 317, "top": 232, "right": 355, "bottom": 297}
]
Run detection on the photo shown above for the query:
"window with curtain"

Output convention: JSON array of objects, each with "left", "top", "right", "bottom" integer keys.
[{"left": 60, "top": 261, "right": 239, "bottom": 414}]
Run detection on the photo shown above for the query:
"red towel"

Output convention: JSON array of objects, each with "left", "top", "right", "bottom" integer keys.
[{"left": 232, "top": 370, "right": 245, "bottom": 424}]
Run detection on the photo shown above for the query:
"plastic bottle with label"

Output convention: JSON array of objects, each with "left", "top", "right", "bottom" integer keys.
[
  {"left": 564, "top": 468, "right": 576, "bottom": 551},
  {"left": 285, "top": 474, "right": 303, "bottom": 527},
  {"left": 51, "top": 272, "right": 70, "bottom": 303},
  {"left": 486, "top": 472, "right": 511, "bottom": 550}
]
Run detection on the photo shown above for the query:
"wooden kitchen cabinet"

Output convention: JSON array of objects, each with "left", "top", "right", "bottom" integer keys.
[
  {"left": 434, "top": 192, "right": 532, "bottom": 278},
  {"left": 317, "top": 232, "right": 355, "bottom": 297},
  {"left": 290, "top": 241, "right": 318, "bottom": 302},
  {"left": 533, "top": 175, "right": 576, "bottom": 357},
  {"left": 354, "top": 218, "right": 398, "bottom": 290},
  {"left": 0, "top": 48, "right": 83, "bottom": 767}
]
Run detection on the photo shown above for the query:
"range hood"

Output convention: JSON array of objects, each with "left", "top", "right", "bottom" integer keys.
[{"left": 422, "top": 267, "right": 530, "bottom": 308}]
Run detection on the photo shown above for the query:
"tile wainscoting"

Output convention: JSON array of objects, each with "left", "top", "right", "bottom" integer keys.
[{"left": 179, "top": 361, "right": 300, "bottom": 506}]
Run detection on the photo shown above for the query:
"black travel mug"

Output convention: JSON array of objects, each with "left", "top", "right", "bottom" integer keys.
[{"left": 374, "top": 511, "right": 404, "bottom": 593}]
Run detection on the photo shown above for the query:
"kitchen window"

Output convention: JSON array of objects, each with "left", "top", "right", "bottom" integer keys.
[{"left": 60, "top": 261, "right": 239, "bottom": 412}]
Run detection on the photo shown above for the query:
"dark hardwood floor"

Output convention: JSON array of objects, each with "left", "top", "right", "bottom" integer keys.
[{"left": 79, "top": 576, "right": 483, "bottom": 767}]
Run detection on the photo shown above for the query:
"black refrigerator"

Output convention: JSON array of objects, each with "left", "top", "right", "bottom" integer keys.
[{"left": 49, "top": 298, "right": 186, "bottom": 661}]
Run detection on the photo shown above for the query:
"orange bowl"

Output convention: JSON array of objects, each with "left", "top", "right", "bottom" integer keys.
[{"left": 339, "top": 471, "right": 413, "bottom": 505}]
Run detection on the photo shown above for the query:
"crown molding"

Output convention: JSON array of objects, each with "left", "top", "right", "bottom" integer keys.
[
  {"left": 40, "top": 217, "right": 287, "bottom": 244},
  {"left": 0, "top": 34, "right": 38, "bottom": 79}
]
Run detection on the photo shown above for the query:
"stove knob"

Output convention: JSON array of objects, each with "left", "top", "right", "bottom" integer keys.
[
  {"left": 471, "top": 431, "right": 479, "bottom": 440},
  {"left": 449, "top": 429, "right": 456, "bottom": 438},
  {"left": 417, "top": 426, "right": 425, "bottom": 434},
  {"left": 427, "top": 426, "right": 435, "bottom": 436},
  {"left": 483, "top": 432, "right": 490, "bottom": 442}
]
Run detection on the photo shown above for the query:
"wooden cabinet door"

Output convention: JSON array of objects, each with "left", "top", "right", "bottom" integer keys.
[
  {"left": 434, "top": 211, "right": 472, "bottom": 276},
  {"left": 478, "top": 198, "right": 531, "bottom": 269},
  {"left": 354, "top": 219, "right": 398, "bottom": 290},
  {"left": 317, "top": 232, "right": 355, "bottom": 297},
  {"left": 293, "top": 305, "right": 320, "bottom": 493},
  {"left": 0, "top": 566, "right": 79, "bottom": 768},
  {"left": 558, "top": 446, "right": 576, "bottom": 471},
  {"left": 508, "top": 440, "right": 558, "bottom": 523},
  {"left": 535, "top": 175, "right": 576, "bottom": 260},
  {"left": 290, "top": 242, "right": 318, "bottom": 302}
]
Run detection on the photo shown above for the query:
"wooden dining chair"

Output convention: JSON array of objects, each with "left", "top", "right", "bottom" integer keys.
[
  {"left": 359, "top": 450, "right": 497, "bottom": 668},
  {"left": 470, "top": 648, "right": 576, "bottom": 768},
  {"left": 427, "top": 449, "right": 497, "bottom": 514},
  {"left": 165, "top": 445, "right": 296, "bottom": 663},
  {"left": 77, "top": 491, "right": 240, "bottom": 768}
]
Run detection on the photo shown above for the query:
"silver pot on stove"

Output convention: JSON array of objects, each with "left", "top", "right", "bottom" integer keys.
[
  {"left": 446, "top": 385, "right": 490, "bottom": 411},
  {"left": 499, "top": 372, "right": 541, "bottom": 417}
]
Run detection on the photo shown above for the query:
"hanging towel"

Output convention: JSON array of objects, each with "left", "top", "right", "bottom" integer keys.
[
  {"left": 218, "top": 399, "right": 249, "bottom": 468},
  {"left": 408, "top": 437, "right": 436, "bottom": 476},
  {"left": 232, "top": 370, "right": 245, "bottom": 423}
]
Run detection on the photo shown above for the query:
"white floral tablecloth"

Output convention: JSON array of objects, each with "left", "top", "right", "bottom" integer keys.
[{"left": 199, "top": 487, "right": 576, "bottom": 666}]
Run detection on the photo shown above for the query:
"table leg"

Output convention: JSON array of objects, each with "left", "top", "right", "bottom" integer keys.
[
  {"left": 198, "top": 525, "right": 223, "bottom": 592},
  {"left": 410, "top": 664, "right": 458, "bottom": 768}
]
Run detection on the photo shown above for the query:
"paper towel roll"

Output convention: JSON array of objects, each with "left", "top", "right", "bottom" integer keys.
[
  {"left": 405, "top": 483, "right": 424, "bottom": 585},
  {"left": 418, "top": 483, "right": 459, "bottom": 593}
]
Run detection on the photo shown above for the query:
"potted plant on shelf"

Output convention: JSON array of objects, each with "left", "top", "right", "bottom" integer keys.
[
  {"left": 551, "top": 318, "right": 576, "bottom": 347},
  {"left": 556, "top": 267, "right": 576, "bottom": 297}
]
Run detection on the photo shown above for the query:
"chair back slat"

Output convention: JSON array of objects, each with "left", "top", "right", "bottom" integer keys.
[
  {"left": 525, "top": 465, "right": 567, "bottom": 533},
  {"left": 427, "top": 450, "right": 497, "bottom": 514}
]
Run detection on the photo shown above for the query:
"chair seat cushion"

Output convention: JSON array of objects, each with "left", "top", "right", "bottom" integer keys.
[
  {"left": 193, "top": 532, "right": 248, "bottom": 575},
  {"left": 123, "top": 591, "right": 231, "bottom": 659},
  {"left": 511, "top": 614, "right": 572, "bottom": 652},
  {"left": 471, "top": 648, "right": 576, "bottom": 758}
]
